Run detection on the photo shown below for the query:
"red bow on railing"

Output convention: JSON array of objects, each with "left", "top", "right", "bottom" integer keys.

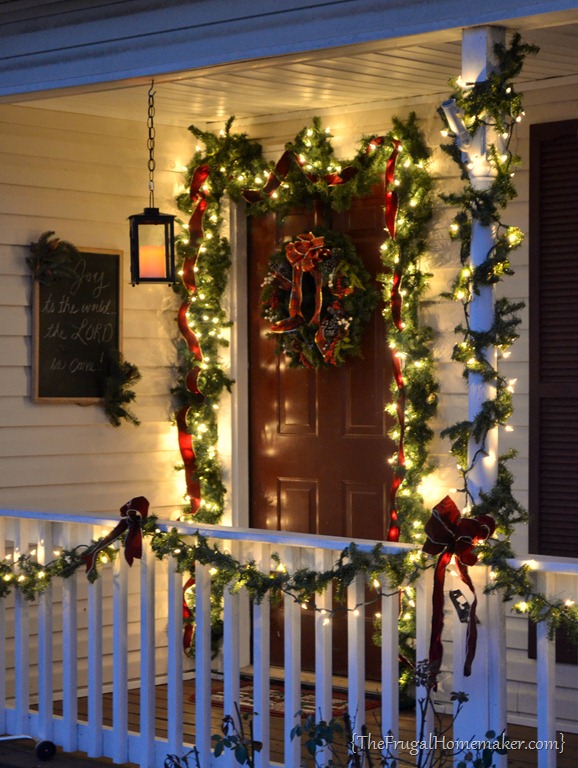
[
  {"left": 82, "top": 496, "right": 149, "bottom": 577},
  {"left": 422, "top": 496, "right": 495, "bottom": 680}
]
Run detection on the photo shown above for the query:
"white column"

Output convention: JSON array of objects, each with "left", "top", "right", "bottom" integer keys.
[
  {"left": 461, "top": 25, "right": 505, "bottom": 505},
  {"left": 452, "top": 27, "right": 508, "bottom": 754}
]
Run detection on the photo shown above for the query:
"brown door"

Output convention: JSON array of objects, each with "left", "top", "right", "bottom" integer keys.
[{"left": 247, "top": 183, "right": 394, "bottom": 678}]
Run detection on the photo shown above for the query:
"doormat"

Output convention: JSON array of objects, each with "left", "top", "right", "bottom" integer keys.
[{"left": 190, "top": 682, "right": 380, "bottom": 718}]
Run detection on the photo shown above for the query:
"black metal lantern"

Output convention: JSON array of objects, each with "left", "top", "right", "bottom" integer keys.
[
  {"left": 129, "top": 83, "right": 176, "bottom": 285},
  {"left": 129, "top": 207, "right": 176, "bottom": 284}
]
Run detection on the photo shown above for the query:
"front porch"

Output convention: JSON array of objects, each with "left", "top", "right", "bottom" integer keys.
[{"left": 1, "top": 510, "right": 576, "bottom": 768}]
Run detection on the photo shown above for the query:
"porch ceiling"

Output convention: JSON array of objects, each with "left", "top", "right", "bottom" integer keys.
[{"left": 11, "top": 14, "right": 578, "bottom": 127}]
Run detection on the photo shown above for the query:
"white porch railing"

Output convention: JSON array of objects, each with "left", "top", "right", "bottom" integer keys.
[{"left": 0, "top": 509, "right": 573, "bottom": 768}]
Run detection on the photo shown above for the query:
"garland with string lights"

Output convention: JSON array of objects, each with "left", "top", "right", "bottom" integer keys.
[
  {"left": 0, "top": 508, "right": 423, "bottom": 610},
  {"left": 174, "top": 115, "right": 437, "bottom": 544},
  {"left": 172, "top": 119, "right": 265, "bottom": 522},
  {"left": 379, "top": 113, "right": 437, "bottom": 544},
  {"left": 438, "top": 32, "right": 578, "bottom": 643}
]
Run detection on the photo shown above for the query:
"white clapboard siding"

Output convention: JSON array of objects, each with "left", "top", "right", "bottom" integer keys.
[{"left": 0, "top": 102, "right": 189, "bottom": 520}]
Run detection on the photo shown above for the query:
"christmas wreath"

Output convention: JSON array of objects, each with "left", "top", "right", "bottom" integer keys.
[{"left": 260, "top": 229, "right": 379, "bottom": 368}]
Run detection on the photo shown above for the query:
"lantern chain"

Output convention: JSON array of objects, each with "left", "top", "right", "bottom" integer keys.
[{"left": 147, "top": 82, "right": 156, "bottom": 208}]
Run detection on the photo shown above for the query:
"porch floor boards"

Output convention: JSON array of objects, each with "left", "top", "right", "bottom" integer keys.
[{"left": 8, "top": 680, "right": 577, "bottom": 768}]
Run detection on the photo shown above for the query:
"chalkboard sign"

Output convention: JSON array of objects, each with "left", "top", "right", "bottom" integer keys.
[{"left": 33, "top": 249, "right": 122, "bottom": 402}]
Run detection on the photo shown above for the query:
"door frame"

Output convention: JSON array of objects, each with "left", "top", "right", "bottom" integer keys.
[{"left": 224, "top": 199, "right": 251, "bottom": 529}]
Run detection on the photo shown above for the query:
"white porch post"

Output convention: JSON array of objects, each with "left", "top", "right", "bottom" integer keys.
[{"left": 450, "top": 26, "right": 508, "bottom": 754}]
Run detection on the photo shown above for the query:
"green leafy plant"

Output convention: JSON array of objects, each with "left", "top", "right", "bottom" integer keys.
[
  {"left": 164, "top": 705, "right": 262, "bottom": 768},
  {"left": 291, "top": 662, "right": 505, "bottom": 768},
  {"left": 103, "top": 348, "right": 141, "bottom": 427}
]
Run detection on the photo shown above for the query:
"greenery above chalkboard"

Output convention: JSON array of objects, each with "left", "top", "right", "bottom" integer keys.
[
  {"left": 27, "top": 230, "right": 79, "bottom": 284},
  {"left": 29, "top": 231, "right": 141, "bottom": 427}
]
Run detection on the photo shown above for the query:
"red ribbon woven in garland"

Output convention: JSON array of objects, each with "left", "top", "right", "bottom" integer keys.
[
  {"left": 176, "top": 164, "right": 212, "bottom": 513},
  {"left": 384, "top": 142, "right": 405, "bottom": 543},
  {"left": 241, "top": 134, "right": 389, "bottom": 204},
  {"left": 182, "top": 575, "right": 196, "bottom": 652},
  {"left": 422, "top": 496, "right": 495, "bottom": 679},
  {"left": 82, "top": 496, "right": 149, "bottom": 576},
  {"left": 385, "top": 140, "right": 401, "bottom": 239}
]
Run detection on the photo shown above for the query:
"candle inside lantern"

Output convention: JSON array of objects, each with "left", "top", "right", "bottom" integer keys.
[{"left": 139, "top": 244, "right": 167, "bottom": 279}]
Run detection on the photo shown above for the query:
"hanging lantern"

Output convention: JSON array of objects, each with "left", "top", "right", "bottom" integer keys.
[{"left": 129, "top": 83, "right": 176, "bottom": 285}]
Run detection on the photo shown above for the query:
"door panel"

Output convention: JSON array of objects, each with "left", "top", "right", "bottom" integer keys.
[{"left": 248, "top": 183, "right": 394, "bottom": 677}]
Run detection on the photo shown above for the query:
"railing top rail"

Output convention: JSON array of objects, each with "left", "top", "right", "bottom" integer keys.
[
  {"left": 157, "top": 520, "right": 415, "bottom": 554},
  {"left": 0, "top": 508, "right": 118, "bottom": 526},
  {"left": 507, "top": 554, "right": 578, "bottom": 576},
  {"left": 0, "top": 508, "right": 413, "bottom": 555},
  {"left": 5, "top": 509, "right": 578, "bottom": 570}
]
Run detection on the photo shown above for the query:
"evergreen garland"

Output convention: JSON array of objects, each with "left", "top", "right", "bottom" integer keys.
[
  {"left": 27, "top": 230, "right": 79, "bottom": 284},
  {"left": 174, "top": 115, "right": 437, "bottom": 540},
  {"left": 103, "top": 349, "right": 142, "bottom": 427}
]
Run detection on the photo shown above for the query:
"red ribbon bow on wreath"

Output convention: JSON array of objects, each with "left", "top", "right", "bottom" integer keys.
[
  {"left": 422, "top": 496, "right": 495, "bottom": 680},
  {"left": 270, "top": 232, "right": 329, "bottom": 332},
  {"left": 82, "top": 496, "right": 149, "bottom": 577}
]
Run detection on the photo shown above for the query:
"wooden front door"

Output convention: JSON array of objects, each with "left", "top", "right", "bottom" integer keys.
[{"left": 247, "top": 183, "right": 394, "bottom": 678}]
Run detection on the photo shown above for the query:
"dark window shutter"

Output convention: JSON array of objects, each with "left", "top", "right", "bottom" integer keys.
[{"left": 529, "top": 120, "right": 578, "bottom": 558}]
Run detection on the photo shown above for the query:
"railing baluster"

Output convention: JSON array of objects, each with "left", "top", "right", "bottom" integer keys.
[
  {"left": 61, "top": 523, "right": 79, "bottom": 753},
  {"left": 381, "top": 581, "right": 399, "bottom": 757},
  {"left": 86, "top": 573, "right": 103, "bottom": 756},
  {"left": 195, "top": 561, "right": 212, "bottom": 766},
  {"left": 252, "top": 542, "right": 270, "bottom": 768},
  {"left": 36, "top": 522, "right": 53, "bottom": 742},
  {"left": 140, "top": 539, "right": 156, "bottom": 768},
  {"left": 315, "top": 549, "right": 333, "bottom": 723},
  {"left": 487, "top": 578, "right": 507, "bottom": 768},
  {"left": 167, "top": 557, "right": 184, "bottom": 757},
  {"left": 284, "top": 545, "right": 301, "bottom": 768},
  {"left": 112, "top": 546, "right": 129, "bottom": 764},
  {"left": 14, "top": 519, "right": 30, "bottom": 734},
  {"left": 415, "top": 566, "right": 433, "bottom": 741},
  {"left": 347, "top": 572, "right": 365, "bottom": 731},
  {"left": 536, "top": 572, "right": 556, "bottom": 768},
  {"left": 223, "top": 541, "right": 241, "bottom": 768}
]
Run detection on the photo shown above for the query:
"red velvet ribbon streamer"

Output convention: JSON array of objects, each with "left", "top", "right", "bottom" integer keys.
[
  {"left": 177, "top": 406, "right": 202, "bottom": 515},
  {"left": 422, "top": 496, "right": 496, "bottom": 680},
  {"left": 384, "top": 140, "right": 406, "bottom": 543},
  {"left": 242, "top": 134, "right": 389, "bottom": 203},
  {"left": 270, "top": 233, "right": 328, "bottom": 332},
  {"left": 385, "top": 140, "right": 401, "bottom": 239},
  {"left": 176, "top": 164, "right": 212, "bottom": 514},
  {"left": 182, "top": 575, "right": 196, "bottom": 652},
  {"left": 390, "top": 270, "right": 403, "bottom": 331},
  {"left": 82, "top": 496, "right": 149, "bottom": 576}
]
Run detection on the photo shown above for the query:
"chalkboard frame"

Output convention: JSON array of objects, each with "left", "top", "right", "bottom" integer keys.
[{"left": 32, "top": 248, "right": 123, "bottom": 404}]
